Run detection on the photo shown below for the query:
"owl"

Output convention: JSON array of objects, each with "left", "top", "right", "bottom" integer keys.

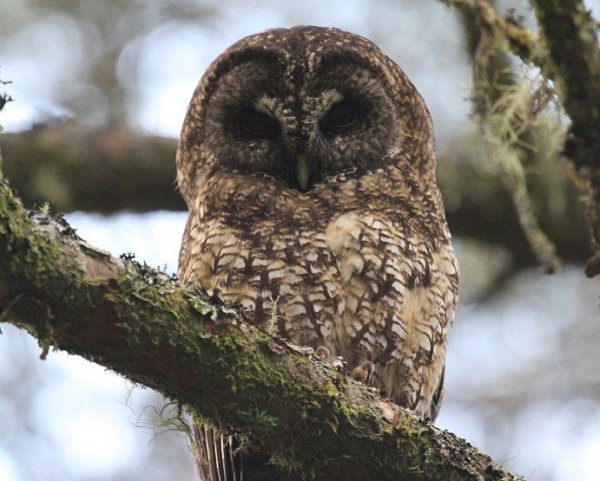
[{"left": 177, "top": 26, "right": 458, "bottom": 481}]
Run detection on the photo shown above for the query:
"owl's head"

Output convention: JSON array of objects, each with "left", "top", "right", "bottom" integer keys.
[{"left": 177, "top": 26, "right": 434, "bottom": 205}]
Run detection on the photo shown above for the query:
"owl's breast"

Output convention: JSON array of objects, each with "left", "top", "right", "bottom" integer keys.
[{"left": 179, "top": 173, "right": 342, "bottom": 347}]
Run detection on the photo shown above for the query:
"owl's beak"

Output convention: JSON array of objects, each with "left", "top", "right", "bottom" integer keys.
[{"left": 295, "top": 153, "right": 310, "bottom": 192}]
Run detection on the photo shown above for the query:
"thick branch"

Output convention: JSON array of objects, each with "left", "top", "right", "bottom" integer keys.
[
  {"left": 0, "top": 124, "right": 185, "bottom": 212},
  {"left": 0, "top": 180, "right": 521, "bottom": 480}
]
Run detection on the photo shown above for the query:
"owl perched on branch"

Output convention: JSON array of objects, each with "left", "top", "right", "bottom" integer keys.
[{"left": 177, "top": 26, "right": 458, "bottom": 481}]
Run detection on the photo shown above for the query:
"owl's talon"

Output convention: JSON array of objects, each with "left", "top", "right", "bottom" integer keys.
[
  {"left": 350, "top": 361, "right": 375, "bottom": 383},
  {"left": 314, "top": 345, "right": 332, "bottom": 361}
]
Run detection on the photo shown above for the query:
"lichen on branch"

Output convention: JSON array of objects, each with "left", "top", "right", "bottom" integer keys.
[
  {"left": 530, "top": 0, "right": 600, "bottom": 276},
  {"left": 457, "top": 0, "right": 563, "bottom": 272},
  {"left": 442, "top": 0, "right": 600, "bottom": 276}
]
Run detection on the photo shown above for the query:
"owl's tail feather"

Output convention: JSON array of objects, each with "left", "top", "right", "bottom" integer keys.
[
  {"left": 429, "top": 365, "right": 445, "bottom": 422},
  {"left": 193, "top": 423, "right": 242, "bottom": 481},
  {"left": 193, "top": 422, "right": 285, "bottom": 481}
]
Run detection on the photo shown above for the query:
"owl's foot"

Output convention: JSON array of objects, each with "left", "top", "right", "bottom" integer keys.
[
  {"left": 313, "top": 345, "right": 332, "bottom": 361},
  {"left": 350, "top": 361, "right": 374, "bottom": 383},
  {"left": 313, "top": 345, "right": 347, "bottom": 372}
]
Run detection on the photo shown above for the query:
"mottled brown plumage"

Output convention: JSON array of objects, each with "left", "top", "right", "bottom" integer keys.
[{"left": 177, "top": 26, "right": 458, "bottom": 481}]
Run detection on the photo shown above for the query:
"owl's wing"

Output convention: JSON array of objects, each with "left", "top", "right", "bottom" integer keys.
[
  {"left": 180, "top": 213, "right": 291, "bottom": 481},
  {"left": 325, "top": 211, "right": 458, "bottom": 420}
]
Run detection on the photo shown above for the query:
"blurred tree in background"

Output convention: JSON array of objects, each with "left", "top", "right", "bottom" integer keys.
[{"left": 1, "top": 1, "right": 599, "bottom": 480}]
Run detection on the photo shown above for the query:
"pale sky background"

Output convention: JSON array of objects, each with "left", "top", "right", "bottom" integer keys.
[{"left": 1, "top": 1, "right": 600, "bottom": 481}]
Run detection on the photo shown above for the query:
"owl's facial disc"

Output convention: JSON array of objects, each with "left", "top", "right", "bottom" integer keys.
[{"left": 201, "top": 53, "right": 400, "bottom": 193}]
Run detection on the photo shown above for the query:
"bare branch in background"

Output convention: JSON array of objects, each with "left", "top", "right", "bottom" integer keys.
[
  {"left": 1, "top": 124, "right": 184, "bottom": 212},
  {"left": 0, "top": 124, "right": 589, "bottom": 271}
]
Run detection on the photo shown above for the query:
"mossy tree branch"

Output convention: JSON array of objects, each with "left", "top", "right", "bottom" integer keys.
[
  {"left": 441, "top": 0, "right": 542, "bottom": 64},
  {"left": 0, "top": 179, "right": 522, "bottom": 480},
  {"left": 455, "top": 0, "right": 562, "bottom": 272},
  {"left": 442, "top": 0, "right": 600, "bottom": 276},
  {"left": 530, "top": 0, "right": 600, "bottom": 275}
]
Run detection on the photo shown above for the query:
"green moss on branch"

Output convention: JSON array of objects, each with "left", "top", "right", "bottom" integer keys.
[{"left": 0, "top": 179, "right": 521, "bottom": 480}]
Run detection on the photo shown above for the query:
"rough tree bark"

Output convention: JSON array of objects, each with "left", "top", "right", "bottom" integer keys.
[{"left": 0, "top": 179, "right": 522, "bottom": 481}]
